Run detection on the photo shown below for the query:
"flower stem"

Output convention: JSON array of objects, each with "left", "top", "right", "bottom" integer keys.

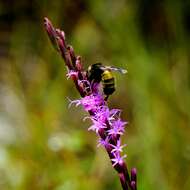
[{"left": 44, "top": 17, "right": 137, "bottom": 190}]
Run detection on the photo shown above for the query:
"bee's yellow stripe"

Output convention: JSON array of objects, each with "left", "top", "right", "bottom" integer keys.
[{"left": 101, "top": 70, "right": 113, "bottom": 80}]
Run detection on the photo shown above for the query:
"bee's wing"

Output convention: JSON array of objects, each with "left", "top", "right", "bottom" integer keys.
[{"left": 106, "top": 66, "right": 127, "bottom": 74}]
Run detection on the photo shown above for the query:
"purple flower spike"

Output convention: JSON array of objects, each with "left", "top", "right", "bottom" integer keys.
[{"left": 44, "top": 17, "right": 137, "bottom": 190}]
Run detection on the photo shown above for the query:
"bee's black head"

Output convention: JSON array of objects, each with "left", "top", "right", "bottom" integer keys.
[{"left": 87, "top": 63, "right": 104, "bottom": 82}]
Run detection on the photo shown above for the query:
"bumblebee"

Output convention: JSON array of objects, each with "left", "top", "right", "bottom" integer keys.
[{"left": 87, "top": 63, "right": 127, "bottom": 100}]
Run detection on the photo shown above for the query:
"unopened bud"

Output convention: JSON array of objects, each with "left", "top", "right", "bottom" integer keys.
[
  {"left": 131, "top": 168, "right": 137, "bottom": 182},
  {"left": 44, "top": 17, "right": 59, "bottom": 51},
  {"left": 131, "top": 181, "right": 136, "bottom": 190},
  {"left": 76, "top": 56, "right": 82, "bottom": 71},
  {"left": 67, "top": 45, "right": 76, "bottom": 66}
]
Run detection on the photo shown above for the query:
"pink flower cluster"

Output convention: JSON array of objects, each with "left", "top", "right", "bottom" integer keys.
[
  {"left": 44, "top": 17, "right": 137, "bottom": 190},
  {"left": 70, "top": 93, "right": 128, "bottom": 167}
]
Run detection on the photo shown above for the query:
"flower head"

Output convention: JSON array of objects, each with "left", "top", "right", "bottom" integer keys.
[
  {"left": 92, "top": 106, "right": 122, "bottom": 124},
  {"left": 111, "top": 140, "right": 127, "bottom": 153},
  {"left": 82, "top": 94, "right": 104, "bottom": 111},
  {"left": 88, "top": 119, "right": 106, "bottom": 133},
  {"left": 97, "top": 136, "right": 110, "bottom": 148},
  {"left": 108, "top": 119, "right": 127, "bottom": 136},
  {"left": 93, "top": 106, "right": 110, "bottom": 123},
  {"left": 69, "top": 93, "right": 104, "bottom": 112},
  {"left": 111, "top": 153, "right": 127, "bottom": 167}
]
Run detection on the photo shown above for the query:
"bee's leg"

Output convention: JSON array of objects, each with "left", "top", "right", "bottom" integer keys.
[
  {"left": 84, "top": 81, "right": 92, "bottom": 95},
  {"left": 91, "top": 80, "right": 99, "bottom": 93},
  {"left": 84, "top": 86, "right": 91, "bottom": 95},
  {"left": 104, "top": 95, "right": 109, "bottom": 101}
]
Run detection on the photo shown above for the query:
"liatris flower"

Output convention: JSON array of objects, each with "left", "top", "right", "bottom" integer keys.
[{"left": 44, "top": 17, "right": 137, "bottom": 190}]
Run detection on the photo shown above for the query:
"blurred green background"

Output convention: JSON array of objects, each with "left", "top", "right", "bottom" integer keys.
[{"left": 0, "top": 0, "right": 190, "bottom": 189}]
